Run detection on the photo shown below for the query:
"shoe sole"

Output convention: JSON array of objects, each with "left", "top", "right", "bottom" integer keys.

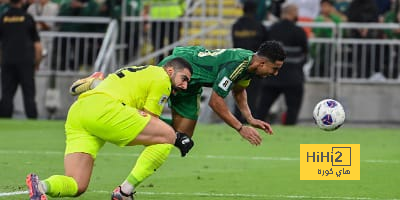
[{"left": 26, "top": 174, "right": 47, "bottom": 200}]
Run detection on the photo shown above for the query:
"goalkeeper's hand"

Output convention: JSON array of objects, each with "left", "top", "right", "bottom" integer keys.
[{"left": 174, "top": 132, "right": 194, "bottom": 157}]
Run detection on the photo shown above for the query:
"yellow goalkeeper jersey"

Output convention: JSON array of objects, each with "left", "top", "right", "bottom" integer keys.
[{"left": 80, "top": 65, "right": 171, "bottom": 116}]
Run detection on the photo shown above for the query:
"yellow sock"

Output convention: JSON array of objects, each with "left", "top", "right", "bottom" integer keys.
[
  {"left": 126, "top": 144, "right": 173, "bottom": 187},
  {"left": 43, "top": 175, "right": 78, "bottom": 197}
]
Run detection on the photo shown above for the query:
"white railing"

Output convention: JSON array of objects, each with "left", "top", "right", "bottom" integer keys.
[
  {"left": 94, "top": 19, "right": 119, "bottom": 74},
  {"left": 34, "top": 16, "right": 111, "bottom": 76},
  {"left": 120, "top": 0, "right": 224, "bottom": 66},
  {"left": 295, "top": 22, "right": 400, "bottom": 82}
]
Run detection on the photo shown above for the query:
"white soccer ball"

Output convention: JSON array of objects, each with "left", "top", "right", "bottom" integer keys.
[{"left": 313, "top": 99, "right": 346, "bottom": 131}]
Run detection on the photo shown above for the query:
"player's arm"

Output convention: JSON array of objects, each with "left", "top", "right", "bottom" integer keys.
[
  {"left": 208, "top": 90, "right": 262, "bottom": 145},
  {"left": 231, "top": 84, "right": 252, "bottom": 121},
  {"left": 210, "top": 61, "right": 272, "bottom": 145},
  {"left": 208, "top": 90, "right": 242, "bottom": 132},
  {"left": 232, "top": 84, "right": 273, "bottom": 135}
]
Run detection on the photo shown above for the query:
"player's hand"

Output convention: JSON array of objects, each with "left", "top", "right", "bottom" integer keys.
[
  {"left": 174, "top": 132, "right": 194, "bottom": 157},
  {"left": 238, "top": 126, "right": 262, "bottom": 146},
  {"left": 247, "top": 118, "right": 273, "bottom": 135}
]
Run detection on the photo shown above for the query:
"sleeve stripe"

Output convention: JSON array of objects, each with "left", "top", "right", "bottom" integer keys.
[{"left": 229, "top": 60, "right": 248, "bottom": 80}]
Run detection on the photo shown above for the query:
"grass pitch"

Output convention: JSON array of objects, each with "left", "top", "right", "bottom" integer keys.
[{"left": 0, "top": 119, "right": 399, "bottom": 200}]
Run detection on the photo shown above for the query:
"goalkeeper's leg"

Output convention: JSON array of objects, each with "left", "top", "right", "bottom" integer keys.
[
  {"left": 26, "top": 152, "right": 93, "bottom": 199},
  {"left": 69, "top": 72, "right": 104, "bottom": 96},
  {"left": 112, "top": 117, "right": 194, "bottom": 199},
  {"left": 112, "top": 144, "right": 173, "bottom": 200}
]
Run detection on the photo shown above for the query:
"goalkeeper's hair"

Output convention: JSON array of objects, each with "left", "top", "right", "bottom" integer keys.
[
  {"left": 256, "top": 41, "right": 286, "bottom": 62},
  {"left": 164, "top": 57, "right": 193, "bottom": 75}
]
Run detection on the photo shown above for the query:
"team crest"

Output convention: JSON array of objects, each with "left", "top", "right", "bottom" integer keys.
[{"left": 158, "top": 95, "right": 169, "bottom": 105}]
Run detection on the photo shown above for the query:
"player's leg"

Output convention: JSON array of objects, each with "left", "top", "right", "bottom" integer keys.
[
  {"left": 78, "top": 96, "right": 175, "bottom": 198},
  {"left": 172, "top": 109, "right": 197, "bottom": 137},
  {"left": 31, "top": 153, "right": 94, "bottom": 198},
  {"left": 28, "top": 153, "right": 95, "bottom": 199},
  {"left": 128, "top": 116, "right": 176, "bottom": 145},
  {"left": 26, "top": 98, "right": 105, "bottom": 199},
  {"left": 108, "top": 108, "right": 192, "bottom": 198},
  {"left": 69, "top": 71, "right": 104, "bottom": 96},
  {"left": 168, "top": 86, "right": 202, "bottom": 137},
  {"left": 112, "top": 116, "right": 177, "bottom": 199}
]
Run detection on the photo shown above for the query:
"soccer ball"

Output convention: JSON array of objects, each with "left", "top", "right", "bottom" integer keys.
[{"left": 313, "top": 99, "right": 345, "bottom": 131}]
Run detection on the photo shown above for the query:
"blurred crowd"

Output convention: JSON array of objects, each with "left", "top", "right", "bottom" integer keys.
[
  {"left": 232, "top": 0, "right": 400, "bottom": 125},
  {"left": 242, "top": 0, "right": 400, "bottom": 39},
  {"left": 0, "top": 0, "right": 145, "bottom": 32}
]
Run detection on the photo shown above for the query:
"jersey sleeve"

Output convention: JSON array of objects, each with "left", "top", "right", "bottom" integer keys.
[
  {"left": 236, "top": 78, "right": 251, "bottom": 88},
  {"left": 143, "top": 78, "right": 171, "bottom": 116},
  {"left": 212, "top": 60, "right": 249, "bottom": 98}
]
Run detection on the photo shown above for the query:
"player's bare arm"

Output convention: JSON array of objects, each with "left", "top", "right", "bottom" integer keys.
[
  {"left": 232, "top": 85, "right": 273, "bottom": 135},
  {"left": 231, "top": 85, "right": 252, "bottom": 121},
  {"left": 208, "top": 90, "right": 262, "bottom": 145}
]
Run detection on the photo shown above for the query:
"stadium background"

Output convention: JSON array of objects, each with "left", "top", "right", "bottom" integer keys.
[
  {"left": 3, "top": 0, "right": 399, "bottom": 126},
  {"left": 0, "top": 0, "right": 399, "bottom": 199}
]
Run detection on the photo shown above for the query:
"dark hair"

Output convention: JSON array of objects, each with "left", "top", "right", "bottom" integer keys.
[
  {"left": 320, "top": 0, "right": 335, "bottom": 6},
  {"left": 243, "top": 1, "right": 257, "bottom": 14},
  {"left": 10, "top": 0, "right": 22, "bottom": 4},
  {"left": 164, "top": 57, "right": 193, "bottom": 75},
  {"left": 346, "top": 0, "right": 379, "bottom": 22},
  {"left": 256, "top": 41, "right": 286, "bottom": 62}
]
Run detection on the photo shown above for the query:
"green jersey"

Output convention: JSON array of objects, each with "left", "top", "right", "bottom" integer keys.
[
  {"left": 158, "top": 46, "right": 254, "bottom": 120},
  {"left": 160, "top": 46, "right": 254, "bottom": 98}
]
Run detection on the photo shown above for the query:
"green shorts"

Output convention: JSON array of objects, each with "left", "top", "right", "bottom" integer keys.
[
  {"left": 160, "top": 55, "right": 202, "bottom": 120},
  {"left": 64, "top": 93, "right": 151, "bottom": 159},
  {"left": 169, "top": 83, "right": 202, "bottom": 120}
]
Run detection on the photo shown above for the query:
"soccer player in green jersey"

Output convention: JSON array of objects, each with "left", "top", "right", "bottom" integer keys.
[
  {"left": 26, "top": 57, "right": 194, "bottom": 200},
  {"left": 70, "top": 41, "right": 286, "bottom": 146},
  {"left": 159, "top": 41, "right": 286, "bottom": 145}
]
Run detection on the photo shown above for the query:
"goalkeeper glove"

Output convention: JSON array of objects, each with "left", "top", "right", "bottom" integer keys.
[{"left": 174, "top": 132, "right": 194, "bottom": 157}]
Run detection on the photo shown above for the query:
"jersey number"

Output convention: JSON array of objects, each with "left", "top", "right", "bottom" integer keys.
[
  {"left": 115, "top": 66, "right": 148, "bottom": 78},
  {"left": 197, "top": 49, "right": 226, "bottom": 57}
]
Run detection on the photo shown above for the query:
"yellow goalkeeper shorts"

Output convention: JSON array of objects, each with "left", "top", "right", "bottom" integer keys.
[{"left": 64, "top": 93, "right": 151, "bottom": 159}]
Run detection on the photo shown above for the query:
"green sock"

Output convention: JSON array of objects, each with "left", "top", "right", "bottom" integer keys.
[
  {"left": 43, "top": 175, "right": 78, "bottom": 197},
  {"left": 126, "top": 144, "right": 173, "bottom": 187},
  {"left": 160, "top": 116, "right": 173, "bottom": 126}
]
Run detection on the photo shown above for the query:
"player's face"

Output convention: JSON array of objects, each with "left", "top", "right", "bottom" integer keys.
[
  {"left": 171, "top": 68, "right": 191, "bottom": 94},
  {"left": 255, "top": 57, "right": 284, "bottom": 78}
]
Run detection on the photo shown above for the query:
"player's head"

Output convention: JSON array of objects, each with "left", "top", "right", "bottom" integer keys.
[
  {"left": 249, "top": 41, "right": 286, "bottom": 78},
  {"left": 163, "top": 57, "right": 193, "bottom": 94}
]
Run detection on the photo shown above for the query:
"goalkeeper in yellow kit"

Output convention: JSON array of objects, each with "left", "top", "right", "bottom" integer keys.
[{"left": 26, "top": 57, "right": 193, "bottom": 200}]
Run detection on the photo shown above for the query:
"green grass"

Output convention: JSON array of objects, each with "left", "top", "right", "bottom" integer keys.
[{"left": 0, "top": 119, "right": 399, "bottom": 199}]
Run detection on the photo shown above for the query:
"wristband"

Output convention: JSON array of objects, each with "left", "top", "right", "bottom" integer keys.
[{"left": 236, "top": 124, "right": 243, "bottom": 132}]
